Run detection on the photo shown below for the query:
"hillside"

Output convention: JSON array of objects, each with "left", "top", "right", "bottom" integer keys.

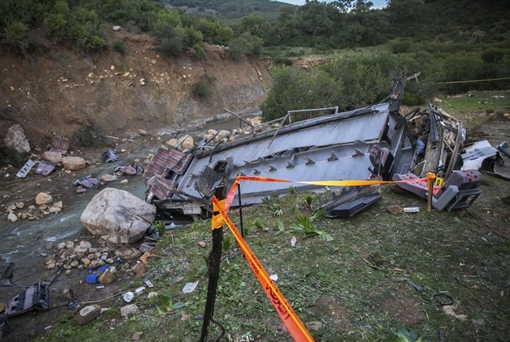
[{"left": 0, "top": 28, "right": 270, "bottom": 148}]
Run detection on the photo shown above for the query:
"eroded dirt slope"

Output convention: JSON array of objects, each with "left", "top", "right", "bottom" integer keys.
[{"left": 0, "top": 29, "right": 270, "bottom": 147}]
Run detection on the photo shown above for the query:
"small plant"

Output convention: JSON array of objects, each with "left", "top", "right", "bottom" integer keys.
[
  {"left": 254, "top": 220, "right": 269, "bottom": 232},
  {"left": 153, "top": 220, "right": 166, "bottom": 236},
  {"left": 291, "top": 214, "right": 332, "bottom": 241},
  {"left": 157, "top": 291, "right": 187, "bottom": 313},
  {"left": 288, "top": 186, "right": 295, "bottom": 195},
  {"left": 271, "top": 203, "right": 283, "bottom": 216},
  {"left": 222, "top": 234, "right": 231, "bottom": 253},
  {"left": 112, "top": 40, "right": 127, "bottom": 56},
  {"left": 383, "top": 325, "right": 429, "bottom": 342},
  {"left": 274, "top": 221, "right": 285, "bottom": 236},
  {"left": 304, "top": 194, "right": 313, "bottom": 209}
]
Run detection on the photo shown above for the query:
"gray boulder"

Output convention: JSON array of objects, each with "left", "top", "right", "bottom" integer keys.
[
  {"left": 80, "top": 188, "right": 156, "bottom": 244},
  {"left": 4, "top": 124, "right": 30, "bottom": 153}
]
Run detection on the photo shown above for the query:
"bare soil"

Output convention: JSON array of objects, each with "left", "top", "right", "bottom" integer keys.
[{"left": 0, "top": 29, "right": 270, "bottom": 148}]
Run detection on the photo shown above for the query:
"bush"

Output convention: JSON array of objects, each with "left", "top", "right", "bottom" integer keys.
[
  {"left": 191, "top": 77, "right": 215, "bottom": 101},
  {"left": 389, "top": 40, "right": 413, "bottom": 54},
  {"left": 273, "top": 56, "right": 293, "bottom": 66},
  {"left": 5, "top": 21, "right": 32, "bottom": 53},
  {"left": 72, "top": 125, "right": 105, "bottom": 148},
  {"left": 112, "top": 40, "right": 127, "bottom": 56},
  {"left": 156, "top": 37, "right": 183, "bottom": 58},
  {"left": 0, "top": 146, "right": 27, "bottom": 168},
  {"left": 193, "top": 43, "right": 205, "bottom": 59},
  {"left": 228, "top": 33, "right": 263, "bottom": 61}
]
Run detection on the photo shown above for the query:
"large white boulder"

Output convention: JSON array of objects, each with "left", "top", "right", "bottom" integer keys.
[{"left": 80, "top": 188, "right": 156, "bottom": 244}]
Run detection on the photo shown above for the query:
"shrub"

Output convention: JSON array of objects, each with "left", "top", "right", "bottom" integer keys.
[
  {"left": 191, "top": 77, "right": 215, "bottom": 101},
  {"left": 389, "top": 39, "right": 413, "bottom": 54},
  {"left": 273, "top": 56, "right": 293, "bottom": 66},
  {"left": 72, "top": 125, "right": 105, "bottom": 148},
  {"left": 156, "top": 37, "right": 183, "bottom": 58},
  {"left": 0, "top": 146, "right": 27, "bottom": 168},
  {"left": 112, "top": 40, "right": 127, "bottom": 56},
  {"left": 193, "top": 43, "right": 205, "bottom": 59}
]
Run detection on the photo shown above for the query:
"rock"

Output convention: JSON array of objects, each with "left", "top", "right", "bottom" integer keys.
[
  {"left": 7, "top": 212, "right": 18, "bottom": 222},
  {"left": 100, "top": 174, "right": 117, "bottom": 182},
  {"left": 250, "top": 117, "right": 261, "bottom": 125},
  {"left": 132, "top": 332, "right": 143, "bottom": 341},
  {"left": 52, "top": 201, "right": 64, "bottom": 209},
  {"left": 15, "top": 202, "right": 24, "bottom": 209},
  {"left": 76, "top": 305, "right": 102, "bottom": 325},
  {"left": 166, "top": 138, "right": 178, "bottom": 148},
  {"left": 3, "top": 124, "right": 30, "bottom": 153},
  {"left": 65, "top": 241, "right": 75, "bottom": 249},
  {"left": 98, "top": 269, "right": 116, "bottom": 284},
  {"left": 120, "top": 304, "right": 139, "bottom": 318},
  {"left": 81, "top": 258, "right": 91, "bottom": 266},
  {"left": 119, "top": 179, "right": 128, "bottom": 184},
  {"left": 214, "top": 130, "right": 230, "bottom": 141},
  {"left": 177, "top": 135, "right": 194, "bottom": 151},
  {"left": 386, "top": 205, "right": 403, "bottom": 214},
  {"left": 35, "top": 193, "right": 53, "bottom": 206},
  {"left": 112, "top": 25, "right": 121, "bottom": 31},
  {"left": 48, "top": 207, "right": 61, "bottom": 213},
  {"left": 137, "top": 129, "right": 148, "bottom": 136},
  {"left": 79, "top": 241, "right": 92, "bottom": 249},
  {"left": 62, "top": 156, "right": 86, "bottom": 171},
  {"left": 80, "top": 188, "right": 156, "bottom": 244},
  {"left": 42, "top": 151, "right": 63, "bottom": 164},
  {"left": 198, "top": 241, "right": 206, "bottom": 248}
]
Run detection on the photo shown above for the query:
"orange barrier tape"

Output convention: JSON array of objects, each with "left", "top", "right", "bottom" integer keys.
[
  {"left": 224, "top": 175, "right": 430, "bottom": 212},
  {"left": 212, "top": 196, "right": 314, "bottom": 342}
]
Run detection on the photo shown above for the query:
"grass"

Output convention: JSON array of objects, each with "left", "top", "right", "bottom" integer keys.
[
  {"left": 38, "top": 176, "right": 510, "bottom": 342},
  {"left": 433, "top": 90, "right": 510, "bottom": 129}
]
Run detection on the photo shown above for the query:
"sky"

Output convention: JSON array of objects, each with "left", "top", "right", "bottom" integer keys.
[{"left": 278, "top": 0, "right": 388, "bottom": 9}]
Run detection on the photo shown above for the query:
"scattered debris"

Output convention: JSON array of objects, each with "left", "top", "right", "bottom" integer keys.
[
  {"left": 442, "top": 305, "right": 467, "bottom": 321},
  {"left": 16, "top": 159, "right": 35, "bottom": 178},
  {"left": 101, "top": 149, "right": 120, "bottom": 163},
  {"left": 182, "top": 281, "right": 199, "bottom": 294}
]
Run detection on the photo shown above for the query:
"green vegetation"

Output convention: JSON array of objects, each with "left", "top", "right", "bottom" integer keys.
[
  {"left": 0, "top": 0, "right": 233, "bottom": 56},
  {"left": 71, "top": 125, "right": 106, "bottom": 148},
  {"left": 38, "top": 170, "right": 510, "bottom": 341},
  {"left": 190, "top": 76, "right": 215, "bottom": 101},
  {"left": 112, "top": 40, "right": 127, "bottom": 56},
  {"left": 0, "top": 146, "right": 27, "bottom": 168}
]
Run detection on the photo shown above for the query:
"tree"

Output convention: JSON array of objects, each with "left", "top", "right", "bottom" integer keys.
[
  {"left": 45, "top": 1, "right": 70, "bottom": 40},
  {"left": 68, "top": 8, "right": 105, "bottom": 53},
  {"left": 237, "top": 13, "right": 271, "bottom": 40},
  {"left": 260, "top": 66, "right": 344, "bottom": 122},
  {"left": 228, "top": 32, "right": 263, "bottom": 61},
  {"left": 5, "top": 21, "right": 31, "bottom": 53}
]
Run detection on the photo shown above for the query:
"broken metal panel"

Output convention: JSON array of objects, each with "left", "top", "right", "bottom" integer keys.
[
  {"left": 49, "top": 136, "right": 69, "bottom": 155},
  {"left": 16, "top": 159, "right": 35, "bottom": 178},
  {"left": 194, "top": 104, "right": 390, "bottom": 162}
]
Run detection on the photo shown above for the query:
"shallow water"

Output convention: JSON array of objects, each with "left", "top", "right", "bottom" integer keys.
[{"left": 0, "top": 133, "right": 172, "bottom": 284}]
